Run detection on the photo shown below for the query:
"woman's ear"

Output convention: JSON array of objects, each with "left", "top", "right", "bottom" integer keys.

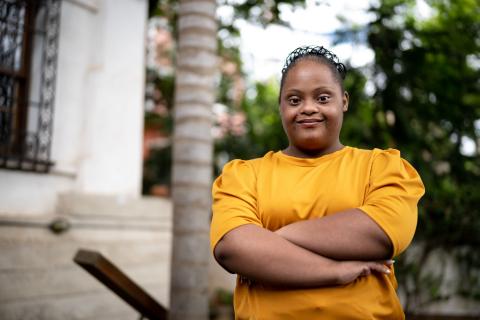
[{"left": 343, "top": 91, "right": 349, "bottom": 112}]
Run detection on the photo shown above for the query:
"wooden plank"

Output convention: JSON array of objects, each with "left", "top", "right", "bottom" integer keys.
[{"left": 73, "top": 249, "right": 168, "bottom": 320}]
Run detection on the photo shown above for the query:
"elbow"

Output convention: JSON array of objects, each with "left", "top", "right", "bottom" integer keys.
[
  {"left": 373, "top": 224, "right": 395, "bottom": 258},
  {"left": 380, "top": 236, "right": 394, "bottom": 259},
  {"left": 213, "top": 224, "right": 262, "bottom": 273},
  {"left": 368, "top": 228, "right": 394, "bottom": 260},
  {"left": 214, "top": 240, "right": 228, "bottom": 264},
  {"left": 213, "top": 237, "right": 237, "bottom": 274}
]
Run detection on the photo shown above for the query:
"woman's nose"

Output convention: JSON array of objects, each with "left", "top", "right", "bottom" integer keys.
[{"left": 300, "top": 100, "right": 318, "bottom": 114}]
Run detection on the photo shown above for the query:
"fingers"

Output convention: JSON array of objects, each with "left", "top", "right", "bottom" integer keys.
[
  {"left": 362, "top": 268, "right": 371, "bottom": 276},
  {"left": 385, "top": 259, "right": 395, "bottom": 266},
  {"left": 368, "top": 259, "right": 395, "bottom": 275},
  {"left": 367, "top": 262, "right": 391, "bottom": 275}
]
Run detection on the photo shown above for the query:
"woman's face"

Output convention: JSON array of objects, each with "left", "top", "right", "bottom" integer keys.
[{"left": 279, "top": 58, "right": 349, "bottom": 158}]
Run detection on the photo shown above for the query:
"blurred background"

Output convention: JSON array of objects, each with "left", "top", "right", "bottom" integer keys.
[{"left": 0, "top": 0, "right": 479, "bottom": 319}]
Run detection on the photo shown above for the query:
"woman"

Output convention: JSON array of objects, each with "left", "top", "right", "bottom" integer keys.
[{"left": 210, "top": 45, "right": 425, "bottom": 319}]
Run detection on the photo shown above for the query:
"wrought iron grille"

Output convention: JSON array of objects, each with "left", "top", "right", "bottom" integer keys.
[{"left": 0, "top": 0, "right": 61, "bottom": 172}]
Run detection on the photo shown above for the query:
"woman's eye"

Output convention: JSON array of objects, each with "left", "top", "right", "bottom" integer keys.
[
  {"left": 318, "top": 95, "right": 330, "bottom": 103},
  {"left": 288, "top": 97, "right": 301, "bottom": 105}
]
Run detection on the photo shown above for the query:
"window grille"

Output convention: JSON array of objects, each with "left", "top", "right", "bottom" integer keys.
[{"left": 0, "top": 0, "right": 61, "bottom": 172}]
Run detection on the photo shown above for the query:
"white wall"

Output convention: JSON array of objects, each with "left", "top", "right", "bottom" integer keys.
[
  {"left": 0, "top": 3, "right": 173, "bottom": 319},
  {"left": 73, "top": 0, "right": 146, "bottom": 195},
  {"left": 0, "top": 0, "right": 148, "bottom": 216}
]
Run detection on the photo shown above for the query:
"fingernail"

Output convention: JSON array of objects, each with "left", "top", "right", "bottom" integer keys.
[
  {"left": 388, "top": 259, "right": 395, "bottom": 265},
  {"left": 384, "top": 268, "right": 391, "bottom": 274}
]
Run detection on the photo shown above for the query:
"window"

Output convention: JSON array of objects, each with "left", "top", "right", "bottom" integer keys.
[{"left": 0, "top": 0, "right": 61, "bottom": 172}]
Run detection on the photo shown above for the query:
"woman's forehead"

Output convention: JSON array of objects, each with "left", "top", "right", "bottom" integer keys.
[{"left": 283, "top": 60, "right": 338, "bottom": 86}]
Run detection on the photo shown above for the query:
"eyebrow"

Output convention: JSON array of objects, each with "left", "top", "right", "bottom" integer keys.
[{"left": 284, "top": 86, "right": 336, "bottom": 95}]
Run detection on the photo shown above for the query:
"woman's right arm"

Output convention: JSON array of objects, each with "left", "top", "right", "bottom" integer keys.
[{"left": 214, "top": 223, "right": 391, "bottom": 288}]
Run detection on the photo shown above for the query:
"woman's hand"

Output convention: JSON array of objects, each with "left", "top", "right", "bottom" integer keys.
[
  {"left": 335, "top": 260, "right": 393, "bottom": 285},
  {"left": 237, "top": 260, "right": 393, "bottom": 288}
]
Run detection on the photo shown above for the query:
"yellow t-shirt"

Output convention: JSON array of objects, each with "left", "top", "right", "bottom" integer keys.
[{"left": 210, "top": 146, "right": 425, "bottom": 320}]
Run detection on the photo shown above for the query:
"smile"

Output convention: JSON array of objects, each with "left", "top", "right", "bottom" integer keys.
[{"left": 296, "top": 119, "right": 325, "bottom": 124}]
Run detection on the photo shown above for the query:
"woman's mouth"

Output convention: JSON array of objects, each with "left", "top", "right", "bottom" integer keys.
[{"left": 296, "top": 118, "right": 325, "bottom": 127}]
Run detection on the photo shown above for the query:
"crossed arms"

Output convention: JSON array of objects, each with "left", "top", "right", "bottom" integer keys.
[
  {"left": 212, "top": 152, "right": 424, "bottom": 288},
  {"left": 213, "top": 208, "right": 394, "bottom": 288}
]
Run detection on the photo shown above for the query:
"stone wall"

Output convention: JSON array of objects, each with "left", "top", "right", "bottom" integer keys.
[{"left": 0, "top": 194, "right": 172, "bottom": 320}]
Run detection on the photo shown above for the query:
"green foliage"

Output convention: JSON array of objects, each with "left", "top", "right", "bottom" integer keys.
[
  {"left": 346, "top": 0, "right": 480, "bottom": 309},
  {"left": 143, "top": 145, "right": 172, "bottom": 194},
  {"left": 340, "top": 67, "right": 377, "bottom": 147},
  {"left": 366, "top": 0, "right": 480, "bottom": 244},
  {"left": 143, "top": 71, "right": 175, "bottom": 192},
  {"left": 142, "top": 71, "right": 174, "bottom": 194}
]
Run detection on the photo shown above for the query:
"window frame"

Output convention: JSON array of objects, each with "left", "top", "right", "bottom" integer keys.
[{"left": 0, "top": 0, "right": 61, "bottom": 173}]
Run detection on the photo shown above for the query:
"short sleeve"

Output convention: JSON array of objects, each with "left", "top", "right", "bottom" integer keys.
[
  {"left": 210, "top": 159, "right": 262, "bottom": 254},
  {"left": 358, "top": 149, "right": 425, "bottom": 257}
]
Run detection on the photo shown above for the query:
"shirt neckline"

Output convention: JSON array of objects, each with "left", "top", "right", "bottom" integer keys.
[{"left": 274, "top": 146, "right": 351, "bottom": 166}]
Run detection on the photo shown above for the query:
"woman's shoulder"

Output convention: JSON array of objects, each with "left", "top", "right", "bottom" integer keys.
[
  {"left": 345, "top": 147, "right": 414, "bottom": 173},
  {"left": 348, "top": 146, "right": 402, "bottom": 160},
  {"left": 221, "top": 151, "right": 276, "bottom": 175},
  {"left": 349, "top": 146, "right": 421, "bottom": 180}
]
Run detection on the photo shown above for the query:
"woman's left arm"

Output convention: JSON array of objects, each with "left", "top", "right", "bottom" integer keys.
[
  {"left": 276, "top": 150, "right": 425, "bottom": 261},
  {"left": 275, "top": 209, "right": 392, "bottom": 261}
]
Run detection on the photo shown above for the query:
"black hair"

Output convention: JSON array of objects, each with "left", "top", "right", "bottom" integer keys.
[{"left": 279, "top": 45, "right": 347, "bottom": 99}]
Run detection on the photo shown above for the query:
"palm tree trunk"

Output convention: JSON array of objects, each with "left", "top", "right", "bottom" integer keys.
[{"left": 170, "top": 1, "right": 217, "bottom": 319}]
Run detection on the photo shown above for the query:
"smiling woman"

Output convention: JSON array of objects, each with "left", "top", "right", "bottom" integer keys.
[
  {"left": 210, "top": 45, "right": 425, "bottom": 319},
  {"left": 279, "top": 50, "right": 349, "bottom": 158}
]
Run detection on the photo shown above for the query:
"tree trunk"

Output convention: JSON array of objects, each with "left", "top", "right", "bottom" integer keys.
[{"left": 170, "top": 1, "right": 217, "bottom": 319}]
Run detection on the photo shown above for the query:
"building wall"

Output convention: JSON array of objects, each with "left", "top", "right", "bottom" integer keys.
[
  {"left": 0, "top": 1, "right": 175, "bottom": 319},
  {"left": 0, "top": 194, "right": 172, "bottom": 320},
  {"left": 0, "top": 0, "right": 146, "bottom": 216}
]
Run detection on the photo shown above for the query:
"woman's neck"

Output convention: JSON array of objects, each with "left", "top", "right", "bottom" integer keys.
[{"left": 283, "top": 143, "right": 344, "bottom": 159}]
